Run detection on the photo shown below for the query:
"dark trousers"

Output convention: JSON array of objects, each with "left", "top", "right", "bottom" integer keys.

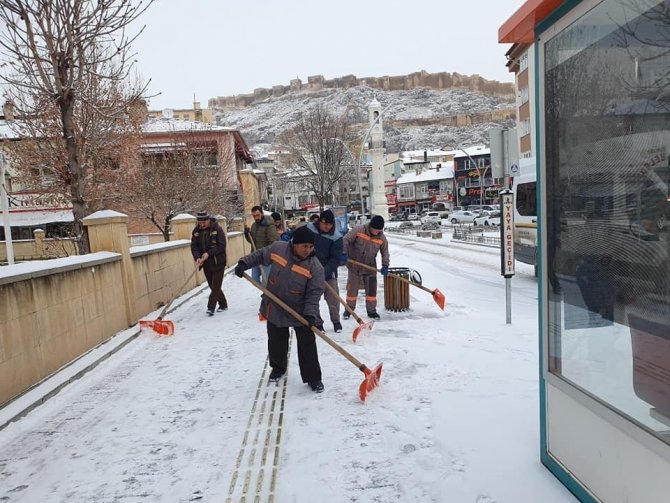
[
  {"left": 204, "top": 268, "right": 227, "bottom": 310},
  {"left": 267, "top": 321, "right": 322, "bottom": 383}
]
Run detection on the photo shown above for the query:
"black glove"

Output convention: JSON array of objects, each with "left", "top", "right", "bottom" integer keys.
[
  {"left": 304, "top": 314, "right": 317, "bottom": 329},
  {"left": 234, "top": 260, "right": 248, "bottom": 278},
  {"left": 243, "top": 227, "right": 250, "bottom": 237}
]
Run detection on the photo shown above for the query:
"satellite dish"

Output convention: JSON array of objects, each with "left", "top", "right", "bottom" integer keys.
[{"left": 162, "top": 108, "right": 174, "bottom": 119}]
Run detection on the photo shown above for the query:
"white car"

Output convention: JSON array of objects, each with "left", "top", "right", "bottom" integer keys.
[
  {"left": 407, "top": 213, "right": 420, "bottom": 221},
  {"left": 420, "top": 211, "right": 442, "bottom": 225},
  {"left": 450, "top": 210, "right": 478, "bottom": 224},
  {"left": 473, "top": 211, "right": 501, "bottom": 226}
]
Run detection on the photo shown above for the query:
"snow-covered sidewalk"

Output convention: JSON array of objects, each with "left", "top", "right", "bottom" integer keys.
[{"left": 0, "top": 236, "right": 576, "bottom": 502}]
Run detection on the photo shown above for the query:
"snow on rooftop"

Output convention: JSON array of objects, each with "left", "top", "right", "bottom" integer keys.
[
  {"left": 452, "top": 145, "right": 490, "bottom": 157},
  {"left": 396, "top": 163, "right": 454, "bottom": 184},
  {"left": 142, "top": 118, "right": 235, "bottom": 134}
]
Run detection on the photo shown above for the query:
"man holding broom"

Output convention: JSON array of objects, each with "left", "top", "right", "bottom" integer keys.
[
  {"left": 191, "top": 211, "right": 228, "bottom": 316},
  {"left": 342, "top": 215, "right": 390, "bottom": 320},
  {"left": 234, "top": 225, "right": 326, "bottom": 393}
]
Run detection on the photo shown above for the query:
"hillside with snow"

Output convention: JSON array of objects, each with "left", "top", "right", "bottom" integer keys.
[{"left": 212, "top": 85, "right": 516, "bottom": 155}]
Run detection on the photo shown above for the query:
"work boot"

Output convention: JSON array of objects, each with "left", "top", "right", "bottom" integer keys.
[
  {"left": 333, "top": 322, "right": 343, "bottom": 333},
  {"left": 206, "top": 308, "right": 215, "bottom": 316},
  {"left": 269, "top": 369, "right": 284, "bottom": 382},
  {"left": 217, "top": 305, "right": 227, "bottom": 312},
  {"left": 343, "top": 311, "right": 351, "bottom": 320},
  {"left": 309, "top": 381, "right": 324, "bottom": 393},
  {"left": 367, "top": 311, "right": 381, "bottom": 320}
]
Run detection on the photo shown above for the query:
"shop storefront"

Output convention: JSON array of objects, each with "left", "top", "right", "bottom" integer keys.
[{"left": 501, "top": 1, "right": 670, "bottom": 501}]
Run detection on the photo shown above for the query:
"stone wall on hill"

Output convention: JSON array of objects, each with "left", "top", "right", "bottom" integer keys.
[{"left": 209, "top": 70, "right": 514, "bottom": 110}]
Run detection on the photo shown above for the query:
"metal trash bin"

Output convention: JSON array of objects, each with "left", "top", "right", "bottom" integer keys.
[{"left": 384, "top": 267, "right": 422, "bottom": 312}]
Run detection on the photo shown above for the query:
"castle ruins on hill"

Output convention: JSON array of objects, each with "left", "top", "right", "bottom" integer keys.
[{"left": 208, "top": 70, "right": 515, "bottom": 110}]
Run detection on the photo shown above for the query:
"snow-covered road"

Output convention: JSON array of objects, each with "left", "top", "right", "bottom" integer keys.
[{"left": 0, "top": 235, "right": 575, "bottom": 502}]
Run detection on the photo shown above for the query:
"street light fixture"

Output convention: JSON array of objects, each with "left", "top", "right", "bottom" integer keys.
[{"left": 329, "top": 137, "right": 362, "bottom": 212}]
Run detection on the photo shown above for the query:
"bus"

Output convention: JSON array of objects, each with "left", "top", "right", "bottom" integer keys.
[{"left": 511, "top": 157, "right": 537, "bottom": 272}]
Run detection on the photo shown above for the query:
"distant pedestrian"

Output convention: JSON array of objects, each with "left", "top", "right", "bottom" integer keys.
[
  {"left": 235, "top": 225, "right": 326, "bottom": 393},
  {"left": 342, "top": 215, "right": 390, "bottom": 320},
  {"left": 191, "top": 211, "right": 227, "bottom": 316},
  {"left": 309, "top": 213, "right": 320, "bottom": 224},
  {"left": 244, "top": 205, "right": 279, "bottom": 284},
  {"left": 271, "top": 211, "right": 286, "bottom": 240},
  {"left": 306, "top": 209, "right": 344, "bottom": 333}
]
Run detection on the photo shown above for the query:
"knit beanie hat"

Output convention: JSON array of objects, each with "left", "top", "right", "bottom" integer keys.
[
  {"left": 319, "top": 209, "right": 335, "bottom": 224},
  {"left": 370, "top": 215, "right": 385, "bottom": 230},
  {"left": 196, "top": 211, "right": 210, "bottom": 222},
  {"left": 291, "top": 225, "right": 316, "bottom": 245},
  {"left": 271, "top": 212, "right": 281, "bottom": 222}
]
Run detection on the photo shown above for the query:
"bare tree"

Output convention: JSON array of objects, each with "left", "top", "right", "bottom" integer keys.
[
  {"left": 117, "top": 130, "right": 242, "bottom": 241},
  {"left": 278, "top": 104, "right": 353, "bottom": 210},
  {"left": 0, "top": 0, "right": 154, "bottom": 253}
]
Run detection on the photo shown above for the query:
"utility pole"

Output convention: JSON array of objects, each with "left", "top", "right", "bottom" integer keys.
[{"left": 0, "top": 151, "right": 15, "bottom": 264}]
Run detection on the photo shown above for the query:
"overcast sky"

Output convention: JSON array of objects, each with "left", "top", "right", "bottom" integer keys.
[{"left": 133, "top": 0, "right": 523, "bottom": 111}]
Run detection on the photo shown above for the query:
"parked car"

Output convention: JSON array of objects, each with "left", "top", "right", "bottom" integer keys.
[
  {"left": 407, "top": 212, "right": 420, "bottom": 221},
  {"left": 473, "top": 211, "right": 501, "bottom": 226},
  {"left": 420, "top": 211, "right": 442, "bottom": 225},
  {"left": 450, "top": 210, "right": 478, "bottom": 224},
  {"left": 398, "top": 221, "right": 415, "bottom": 229},
  {"left": 467, "top": 204, "right": 498, "bottom": 213}
]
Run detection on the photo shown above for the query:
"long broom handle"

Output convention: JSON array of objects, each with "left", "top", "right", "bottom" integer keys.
[
  {"left": 348, "top": 259, "right": 435, "bottom": 295},
  {"left": 323, "top": 281, "right": 365, "bottom": 325},
  {"left": 158, "top": 267, "right": 199, "bottom": 320},
  {"left": 242, "top": 272, "right": 368, "bottom": 371}
]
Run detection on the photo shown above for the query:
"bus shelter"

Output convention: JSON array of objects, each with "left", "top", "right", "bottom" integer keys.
[{"left": 500, "top": 1, "right": 670, "bottom": 501}]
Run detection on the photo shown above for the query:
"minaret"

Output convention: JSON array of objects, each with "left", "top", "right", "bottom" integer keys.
[{"left": 368, "top": 99, "right": 388, "bottom": 219}]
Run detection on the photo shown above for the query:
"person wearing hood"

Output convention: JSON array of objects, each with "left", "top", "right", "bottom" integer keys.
[
  {"left": 306, "top": 209, "right": 344, "bottom": 333},
  {"left": 234, "top": 225, "right": 326, "bottom": 393},
  {"left": 244, "top": 205, "right": 279, "bottom": 285},
  {"left": 342, "top": 215, "right": 390, "bottom": 320}
]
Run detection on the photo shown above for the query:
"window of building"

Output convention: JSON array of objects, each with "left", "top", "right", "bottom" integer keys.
[
  {"left": 520, "top": 52, "right": 528, "bottom": 72},
  {"left": 397, "top": 184, "right": 414, "bottom": 199},
  {"left": 544, "top": 0, "right": 670, "bottom": 444}
]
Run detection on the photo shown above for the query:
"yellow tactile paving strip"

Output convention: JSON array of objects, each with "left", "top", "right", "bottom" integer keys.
[{"left": 226, "top": 335, "right": 292, "bottom": 503}]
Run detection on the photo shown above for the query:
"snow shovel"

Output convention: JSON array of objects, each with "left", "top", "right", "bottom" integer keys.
[
  {"left": 323, "top": 281, "right": 374, "bottom": 343},
  {"left": 139, "top": 267, "right": 199, "bottom": 336},
  {"left": 242, "top": 273, "right": 383, "bottom": 402},
  {"left": 348, "top": 259, "right": 446, "bottom": 311}
]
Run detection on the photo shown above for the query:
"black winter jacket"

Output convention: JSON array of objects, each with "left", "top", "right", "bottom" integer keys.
[
  {"left": 305, "top": 222, "right": 343, "bottom": 280},
  {"left": 191, "top": 219, "right": 227, "bottom": 272}
]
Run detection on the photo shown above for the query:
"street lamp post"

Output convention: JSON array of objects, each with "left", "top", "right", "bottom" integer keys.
[
  {"left": 329, "top": 137, "right": 362, "bottom": 212},
  {"left": 0, "top": 152, "right": 14, "bottom": 265}
]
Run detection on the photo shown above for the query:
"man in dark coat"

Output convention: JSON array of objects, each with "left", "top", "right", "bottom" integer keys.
[
  {"left": 235, "top": 225, "right": 326, "bottom": 393},
  {"left": 306, "top": 209, "right": 344, "bottom": 333},
  {"left": 191, "top": 211, "right": 227, "bottom": 316},
  {"left": 244, "top": 205, "right": 278, "bottom": 284}
]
